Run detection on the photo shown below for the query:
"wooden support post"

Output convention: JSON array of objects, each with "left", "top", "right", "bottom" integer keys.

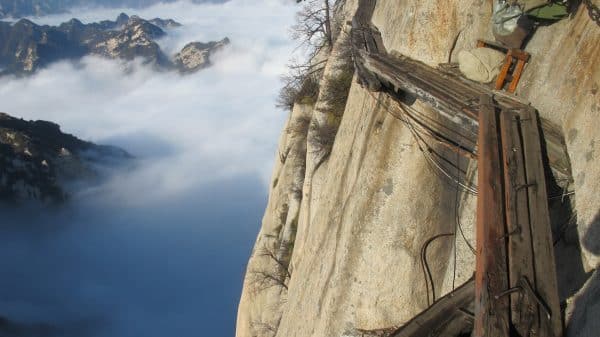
[
  {"left": 520, "top": 107, "right": 563, "bottom": 337},
  {"left": 475, "top": 95, "right": 510, "bottom": 337}
]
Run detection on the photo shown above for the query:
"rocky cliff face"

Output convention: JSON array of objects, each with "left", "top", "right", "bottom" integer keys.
[
  {"left": 0, "top": 13, "right": 228, "bottom": 75},
  {"left": 237, "top": 1, "right": 600, "bottom": 337},
  {"left": 0, "top": 112, "right": 129, "bottom": 203}
]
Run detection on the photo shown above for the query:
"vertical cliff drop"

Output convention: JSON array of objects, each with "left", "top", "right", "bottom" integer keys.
[{"left": 237, "top": 1, "right": 600, "bottom": 336}]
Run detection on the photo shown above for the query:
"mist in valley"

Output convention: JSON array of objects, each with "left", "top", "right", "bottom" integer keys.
[{"left": 0, "top": 1, "right": 297, "bottom": 336}]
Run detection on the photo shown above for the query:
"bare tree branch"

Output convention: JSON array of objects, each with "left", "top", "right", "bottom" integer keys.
[
  {"left": 292, "top": 0, "right": 334, "bottom": 54},
  {"left": 249, "top": 243, "right": 293, "bottom": 293}
]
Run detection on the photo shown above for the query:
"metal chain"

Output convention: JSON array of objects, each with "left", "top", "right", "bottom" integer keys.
[{"left": 583, "top": 0, "right": 600, "bottom": 26}]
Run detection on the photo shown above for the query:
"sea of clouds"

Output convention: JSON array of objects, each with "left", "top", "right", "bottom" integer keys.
[{"left": 0, "top": 1, "right": 298, "bottom": 336}]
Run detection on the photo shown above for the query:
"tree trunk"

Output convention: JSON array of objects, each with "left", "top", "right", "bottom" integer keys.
[{"left": 324, "top": 0, "right": 333, "bottom": 48}]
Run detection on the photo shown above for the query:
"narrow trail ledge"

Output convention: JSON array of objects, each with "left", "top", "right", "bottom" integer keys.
[
  {"left": 351, "top": 0, "right": 572, "bottom": 184},
  {"left": 351, "top": 1, "right": 565, "bottom": 336}
]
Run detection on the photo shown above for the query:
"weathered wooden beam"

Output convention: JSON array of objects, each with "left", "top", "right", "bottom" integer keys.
[
  {"left": 349, "top": 16, "right": 572, "bottom": 182},
  {"left": 499, "top": 109, "right": 539, "bottom": 336},
  {"left": 474, "top": 95, "right": 510, "bottom": 337},
  {"left": 389, "top": 278, "right": 475, "bottom": 337},
  {"left": 520, "top": 107, "right": 563, "bottom": 337},
  {"left": 362, "top": 54, "right": 478, "bottom": 131},
  {"left": 349, "top": 3, "right": 566, "bottom": 337}
]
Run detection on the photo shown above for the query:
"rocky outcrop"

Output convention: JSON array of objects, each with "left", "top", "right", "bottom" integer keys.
[
  {"left": 0, "top": 13, "right": 228, "bottom": 76},
  {"left": 174, "top": 38, "right": 229, "bottom": 73},
  {"left": 0, "top": 18, "right": 87, "bottom": 74},
  {"left": 148, "top": 17, "right": 182, "bottom": 30},
  {"left": 237, "top": 1, "right": 600, "bottom": 337},
  {"left": 0, "top": 112, "right": 129, "bottom": 203},
  {"left": 0, "top": 14, "right": 170, "bottom": 75},
  {"left": 88, "top": 14, "right": 169, "bottom": 66}
]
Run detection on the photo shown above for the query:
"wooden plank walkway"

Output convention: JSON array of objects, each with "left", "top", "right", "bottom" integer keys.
[
  {"left": 520, "top": 107, "right": 563, "bottom": 337},
  {"left": 349, "top": 0, "right": 571, "bottom": 182},
  {"left": 475, "top": 97, "right": 562, "bottom": 337},
  {"left": 349, "top": 1, "right": 565, "bottom": 336},
  {"left": 475, "top": 95, "right": 510, "bottom": 337}
]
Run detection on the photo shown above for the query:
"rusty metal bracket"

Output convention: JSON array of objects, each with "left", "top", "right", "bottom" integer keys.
[
  {"left": 515, "top": 183, "right": 537, "bottom": 191},
  {"left": 498, "top": 226, "right": 522, "bottom": 241},
  {"left": 494, "top": 277, "right": 552, "bottom": 321}
]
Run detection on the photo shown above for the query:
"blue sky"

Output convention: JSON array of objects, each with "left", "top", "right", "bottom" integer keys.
[{"left": 0, "top": 1, "right": 298, "bottom": 336}]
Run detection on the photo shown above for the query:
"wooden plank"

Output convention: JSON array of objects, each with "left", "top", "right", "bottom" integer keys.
[
  {"left": 369, "top": 25, "right": 386, "bottom": 54},
  {"left": 364, "top": 55, "right": 478, "bottom": 128},
  {"left": 435, "top": 313, "right": 473, "bottom": 337},
  {"left": 363, "top": 29, "right": 379, "bottom": 54},
  {"left": 499, "top": 109, "right": 539, "bottom": 336},
  {"left": 393, "top": 55, "right": 483, "bottom": 101},
  {"left": 390, "top": 279, "right": 474, "bottom": 337},
  {"left": 520, "top": 107, "right": 563, "bottom": 337},
  {"left": 363, "top": 49, "right": 572, "bottom": 182},
  {"left": 380, "top": 55, "right": 477, "bottom": 110},
  {"left": 474, "top": 95, "right": 510, "bottom": 337}
]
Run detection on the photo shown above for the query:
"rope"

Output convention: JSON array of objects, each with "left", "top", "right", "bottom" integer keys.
[
  {"left": 454, "top": 143, "right": 476, "bottom": 255},
  {"left": 366, "top": 91, "right": 478, "bottom": 194},
  {"left": 364, "top": 91, "right": 478, "bottom": 303},
  {"left": 420, "top": 233, "right": 454, "bottom": 306},
  {"left": 453, "top": 149, "right": 459, "bottom": 291}
]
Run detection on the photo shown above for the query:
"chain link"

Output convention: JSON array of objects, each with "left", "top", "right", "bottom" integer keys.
[{"left": 583, "top": 0, "right": 600, "bottom": 26}]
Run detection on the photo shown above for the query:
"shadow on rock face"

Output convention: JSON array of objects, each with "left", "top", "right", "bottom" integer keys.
[
  {"left": 582, "top": 212, "right": 600, "bottom": 259},
  {"left": 551, "top": 196, "right": 592, "bottom": 302},
  {"left": 562, "top": 211, "right": 600, "bottom": 336},
  {"left": 566, "top": 270, "right": 600, "bottom": 337}
]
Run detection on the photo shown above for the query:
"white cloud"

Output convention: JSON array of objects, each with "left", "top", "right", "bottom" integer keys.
[
  {"left": 0, "top": 1, "right": 300, "bottom": 336},
  {"left": 0, "top": 0, "right": 298, "bottom": 204}
]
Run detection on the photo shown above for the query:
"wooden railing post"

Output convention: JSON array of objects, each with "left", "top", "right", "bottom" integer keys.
[{"left": 474, "top": 94, "right": 510, "bottom": 337}]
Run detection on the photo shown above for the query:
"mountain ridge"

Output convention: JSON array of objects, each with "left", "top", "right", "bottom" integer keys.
[
  {"left": 0, "top": 13, "right": 229, "bottom": 75},
  {"left": 0, "top": 111, "right": 131, "bottom": 203}
]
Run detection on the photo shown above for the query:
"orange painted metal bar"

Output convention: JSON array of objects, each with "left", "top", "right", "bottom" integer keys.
[
  {"left": 508, "top": 59, "right": 527, "bottom": 93},
  {"left": 495, "top": 51, "right": 513, "bottom": 91}
]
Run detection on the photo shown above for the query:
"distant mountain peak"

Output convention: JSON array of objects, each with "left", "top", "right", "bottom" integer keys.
[
  {"left": 0, "top": 14, "right": 226, "bottom": 76},
  {"left": 174, "top": 37, "right": 230, "bottom": 73},
  {"left": 116, "top": 12, "right": 130, "bottom": 25}
]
